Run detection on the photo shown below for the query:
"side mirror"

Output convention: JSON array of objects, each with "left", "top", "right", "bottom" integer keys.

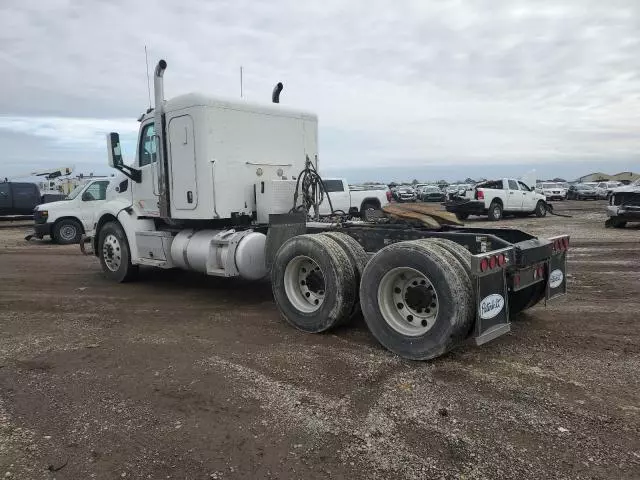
[
  {"left": 106, "top": 132, "right": 141, "bottom": 183},
  {"left": 107, "top": 132, "right": 124, "bottom": 168}
]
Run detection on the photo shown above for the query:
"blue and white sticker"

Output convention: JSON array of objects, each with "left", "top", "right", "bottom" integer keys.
[
  {"left": 549, "top": 269, "right": 564, "bottom": 289},
  {"left": 479, "top": 294, "right": 505, "bottom": 320}
]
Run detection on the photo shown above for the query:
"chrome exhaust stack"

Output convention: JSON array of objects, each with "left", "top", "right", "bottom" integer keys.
[{"left": 154, "top": 59, "right": 170, "bottom": 218}]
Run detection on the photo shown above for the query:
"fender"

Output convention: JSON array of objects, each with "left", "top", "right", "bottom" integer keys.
[{"left": 93, "top": 199, "right": 156, "bottom": 263}]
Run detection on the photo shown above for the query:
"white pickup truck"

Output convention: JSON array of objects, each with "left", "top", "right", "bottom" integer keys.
[
  {"left": 29, "top": 177, "right": 121, "bottom": 244},
  {"left": 319, "top": 179, "right": 390, "bottom": 219},
  {"left": 445, "top": 178, "right": 547, "bottom": 221}
]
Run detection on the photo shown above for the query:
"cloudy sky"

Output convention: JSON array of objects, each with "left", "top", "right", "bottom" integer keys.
[{"left": 1, "top": 0, "right": 639, "bottom": 181}]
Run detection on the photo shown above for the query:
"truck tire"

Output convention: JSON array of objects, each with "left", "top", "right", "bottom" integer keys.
[
  {"left": 321, "top": 231, "right": 369, "bottom": 319},
  {"left": 535, "top": 201, "right": 547, "bottom": 217},
  {"left": 418, "top": 238, "right": 475, "bottom": 333},
  {"left": 605, "top": 217, "right": 627, "bottom": 229},
  {"left": 488, "top": 201, "right": 503, "bottom": 221},
  {"left": 272, "top": 234, "right": 357, "bottom": 333},
  {"left": 52, "top": 219, "right": 83, "bottom": 244},
  {"left": 510, "top": 282, "right": 545, "bottom": 316},
  {"left": 360, "top": 201, "right": 380, "bottom": 221},
  {"left": 359, "top": 241, "right": 473, "bottom": 360},
  {"left": 98, "top": 221, "right": 138, "bottom": 283}
]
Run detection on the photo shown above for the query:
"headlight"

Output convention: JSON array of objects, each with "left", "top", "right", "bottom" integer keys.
[{"left": 39, "top": 210, "right": 48, "bottom": 217}]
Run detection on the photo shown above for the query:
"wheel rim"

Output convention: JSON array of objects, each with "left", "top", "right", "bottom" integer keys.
[
  {"left": 283, "top": 256, "right": 325, "bottom": 313},
  {"left": 59, "top": 224, "right": 77, "bottom": 241},
  {"left": 364, "top": 207, "right": 376, "bottom": 221},
  {"left": 377, "top": 267, "right": 439, "bottom": 336},
  {"left": 493, "top": 206, "right": 501, "bottom": 218},
  {"left": 102, "top": 234, "right": 122, "bottom": 272}
]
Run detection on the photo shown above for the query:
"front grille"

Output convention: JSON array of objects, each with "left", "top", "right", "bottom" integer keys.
[
  {"left": 33, "top": 210, "right": 47, "bottom": 224},
  {"left": 613, "top": 192, "right": 640, "bottom": 206}
]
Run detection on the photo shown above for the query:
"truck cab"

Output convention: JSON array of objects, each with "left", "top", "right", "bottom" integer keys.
[{"left": 0, "top": 182, "right": 41, "bottom": 216}]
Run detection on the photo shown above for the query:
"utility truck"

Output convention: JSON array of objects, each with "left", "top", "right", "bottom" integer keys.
[{"left": 83, "top": 59, "right": 569, "bottom": 360}]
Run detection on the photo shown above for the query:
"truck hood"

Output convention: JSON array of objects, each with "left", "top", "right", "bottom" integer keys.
[
  {"left": 35, "top": 200, "right": 72, "bottom": 211},
  {"left": 612, "top": 185, "right": 640, "bottom": 194}
]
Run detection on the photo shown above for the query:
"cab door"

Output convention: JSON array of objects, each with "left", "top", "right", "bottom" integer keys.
[
  {"left": 518, "top": 181, "right": 536, "bottom": 211},
  {"left": 132, "top": 121, "right": 160, "bottom": 216},
  {"left": 505, "top": 179, "right": 522, "bottom": 211}
]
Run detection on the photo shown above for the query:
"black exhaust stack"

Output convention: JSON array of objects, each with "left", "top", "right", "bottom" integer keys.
[{"left": 272, "top": 82, "right": 283, "bottom": 103}]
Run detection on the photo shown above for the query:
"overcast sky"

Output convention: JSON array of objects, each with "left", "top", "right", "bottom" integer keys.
[{"left": 1, "top": 0, "right": 639, "bottom": 181}]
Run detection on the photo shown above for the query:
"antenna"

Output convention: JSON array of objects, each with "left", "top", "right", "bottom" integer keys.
[
  {"left": 240, "top": 66, "right": 244, "bottom": 98},
  {"left": 145, "top": 46, "right": 152, "bottom": 110}
]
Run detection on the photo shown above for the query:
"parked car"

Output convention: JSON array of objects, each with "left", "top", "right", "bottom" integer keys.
[
  {"left": 445, "top": 178, "right": 546, "bottom": 221},
  {"left": 420, "top": 185, "right": 446, "bottom": 202},
  {"left": 394, "top": 186, "right": 417, "bottom": 202},
  {"left": 567, "top": 184, "right": 598, "bottom": 200},
  {"left": 319, "top": 178, "right": 390, "bottom": 219},
  {"left": 595, "top": 181, "right": 623, "bottom": 199},
  {"left": 606, "top": 179, "right": 640, "bottom": 228},
  {"left": 446, "top": 183, "right": 472, "bottom": 200},
  {"left": 536, "top": 182, "right": 567, "bottom": 201},
  {"left": 30, "top": 177, "right": 119, "bottom": 244}
]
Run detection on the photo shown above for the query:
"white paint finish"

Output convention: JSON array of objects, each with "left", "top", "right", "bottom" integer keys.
[
  {"left": 168, "top": 115, "right": 198, "bottom": 211},
  {"left": 132, "top": 120, "right": 160, "bottom": 217},
  {"left": 317, "top": 178, "right": 389, "bottom": 216},
  {"left": 479, "top": 294, "right": 505, "bottom": 320},
  {"left": 152, "top": 98, "right": 317, "bottom": 221}
]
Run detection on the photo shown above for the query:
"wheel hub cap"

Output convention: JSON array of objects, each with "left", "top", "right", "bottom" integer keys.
[
  {"left": 102, "top": 234, "right": 122, "bottom": 272},
  {"left": 378, "top": 267, "right": 439, "bottom": 336},
  {"left": 60, "top": 225, "right": 76, "bottom": 241},
  {"left": 284, "top": 256, "right": 326, "bottom": 313}
]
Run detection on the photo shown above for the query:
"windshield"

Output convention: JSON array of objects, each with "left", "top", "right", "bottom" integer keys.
[
  {"left": 632, "top": 179, "right": 640, "bottom": 186},
  {"left": 578, "top": 184, "right": 594, "bottom": 190},
  {"left": 65, "top": 183, "right": 86, "bottom": 200},
  {"left": 542, "top": 183, "right": 559, "bottom": 188}
]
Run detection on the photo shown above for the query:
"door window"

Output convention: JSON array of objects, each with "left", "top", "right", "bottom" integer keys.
[
  {"left": 322, "top": 180, "right": 345, "bottom": 192},
  {"left": 517, "top": 181, "right": 531, "bottom": 191},
  {"left": 82, "top": 181, "right": 109, "bottom": 201},
  {"left": 508, "top": 180, "right": 519, "bottom": 190},
  {"left": 139, "top": 123, "right": 156, "bottom": 167}
]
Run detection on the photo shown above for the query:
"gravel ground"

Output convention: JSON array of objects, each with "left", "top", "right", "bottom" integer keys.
[{"left": 0, "top": 200, "right": 639, "bottom": 479}]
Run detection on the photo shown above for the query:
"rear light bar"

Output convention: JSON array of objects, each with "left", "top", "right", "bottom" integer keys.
[
  {"left": 480, "top": 252, "right": 508, "bottom": 273},
  {"left": 550, "top": 236, "right": 570, "bottom": 253}
]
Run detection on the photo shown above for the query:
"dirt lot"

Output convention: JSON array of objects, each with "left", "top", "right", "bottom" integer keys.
[{"left": 1, "top": 201, "right": 639, "bottom": 479}]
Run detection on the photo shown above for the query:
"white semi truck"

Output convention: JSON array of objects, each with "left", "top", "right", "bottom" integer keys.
[{"left": 83, "top": 59, "right": 569, "bottom": 360}]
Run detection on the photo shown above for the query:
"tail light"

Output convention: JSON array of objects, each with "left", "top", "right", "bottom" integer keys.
[
  {"left": 552, "top": 237, "right": 570, "bottom": 252},
  {"left": 386, "top": 190, "right": 392, "bottom": 202},
  {"left": 476, "top": 189, "right": 484, "bottom": 200},
  {"left": 480, "top": 253, "right": 507, "bottom": 272}
]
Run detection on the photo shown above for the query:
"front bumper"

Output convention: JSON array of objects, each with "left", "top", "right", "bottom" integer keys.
[
  {"left": 607, "top": 205, "right": 640, "bottom": 220},
  {"left": 33, "top": 222, "right": 53, "bottom": 238}
]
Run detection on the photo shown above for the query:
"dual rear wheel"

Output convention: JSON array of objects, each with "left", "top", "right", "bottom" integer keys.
[{"left": 272, "top": 234, "right": 476, "bottom": 360}]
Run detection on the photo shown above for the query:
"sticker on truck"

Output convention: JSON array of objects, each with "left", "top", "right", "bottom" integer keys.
[
  {"left": 479, "top": 294, "right": 505, "bottom": 320},
  {"left": 549, "top": 269, "right": 564, "bottom": 289}
]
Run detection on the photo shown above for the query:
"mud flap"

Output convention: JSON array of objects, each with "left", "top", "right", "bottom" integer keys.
[
  {"left": 546, "top": 235, "right": 569, "bottom": 300},
  {"left": 470, "top": 247, "right": 514, "bottom": 346}
]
